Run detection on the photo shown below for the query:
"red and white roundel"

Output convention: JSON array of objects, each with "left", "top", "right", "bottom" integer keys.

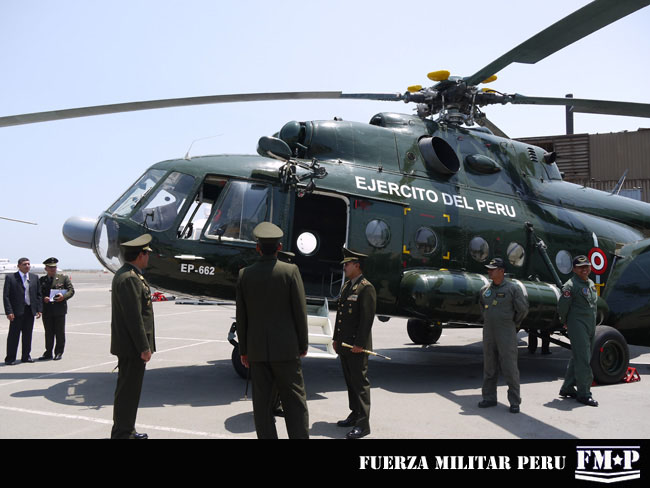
[{"left": 588, "top": 247, "right": 608, "bottom": 275}]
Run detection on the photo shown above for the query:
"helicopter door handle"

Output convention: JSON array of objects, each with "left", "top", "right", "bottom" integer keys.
[{"left": 174, "top": 255, "right": 205, "bottom": 261}]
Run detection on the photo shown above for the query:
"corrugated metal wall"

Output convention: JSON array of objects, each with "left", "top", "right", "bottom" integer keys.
[
  {"left": 517, "top": 129, "right": 650, "bottom": 203},
  {"left": 590, "top": 130, "right": 650, "bottom": 180}
]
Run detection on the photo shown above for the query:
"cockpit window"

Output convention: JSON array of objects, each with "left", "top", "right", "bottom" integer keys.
[
  {"left": 131, "top": 171, "right": 196, "bottom": 231},
  {"left": 108, "top": 169, "right": 166, "bottom": 217},
  {"left": 205, "top": 180, "right": 271, "bottom": 242}
]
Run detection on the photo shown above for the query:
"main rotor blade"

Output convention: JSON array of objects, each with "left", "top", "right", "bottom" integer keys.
[
  {"left": 474, "top": 115, "right": 509, "bottom": 138},
  {"left": 465, "top": 0, "right": 650, "bottom": 86},
  {"left": 508, "top": 95, "right": 650, "bottom": 118},
  {"left": 0, "top": 91, "right": 403, "bottom": 128},
  {"left": 0, "top": 216, "right": 37, "bottom": 225}
]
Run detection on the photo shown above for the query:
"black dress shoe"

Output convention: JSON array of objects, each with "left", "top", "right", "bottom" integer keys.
[
  {"left": 509, "top": 405, "right": 520, "bottom": 414},
  {"left": 337, "top": 414, "right": 358, "bottom": 427},
  {"left": 5, "top": 360, "right": 15, "bottom": 366},
  {"left": 577, "top": 396, "right": 599, "bottom": 407},
  {"left": 478, "top": 400, "right": 497, "bottom": 408},
  {"left": 559, "top": 389, "right": 577, "bottom": 398},
  {"left": 130, "top": 432, "right": 149, "bottom": 439},
  {"left": 21, "top": 357, "right": 34, "bottom": 363},
  {"left": 53, "top": 354, "right": 63, "bottom": 361},
  {"left": 39, "top": 354, "right": 53, "bottom": 361},
  {"left": 346, "top": 426, "right": 370, "bottom": 439}
]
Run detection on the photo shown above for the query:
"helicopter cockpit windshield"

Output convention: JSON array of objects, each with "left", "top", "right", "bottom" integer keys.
[{"left": 130, "top": 171, "right": 196, "bottom": 231}]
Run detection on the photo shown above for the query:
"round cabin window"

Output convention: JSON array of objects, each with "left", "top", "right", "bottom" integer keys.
[
  {"left": 469, "top": 236, "right": 489, "bottom": 262},
  {"left": 366, "top": 219, "right": 391, "bottom": 248},
  {"left": 415, "top": 227, "right": 438, "bottom": 255},
  {"left": 556, "top": 250, "right": 573, "bottom": 275},
  {"left": 507, "top": 242, "right": 525, "bottom": 267}
]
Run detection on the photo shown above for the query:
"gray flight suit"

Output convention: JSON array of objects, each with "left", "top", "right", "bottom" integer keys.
[
  {"left": 479, "top": 280, "right": 529, "bottom": 406},
  {"left": 557, "top": 275, "right": 598, "bottom": 398}
]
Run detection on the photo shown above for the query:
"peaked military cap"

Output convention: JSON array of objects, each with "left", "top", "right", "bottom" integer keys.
[
  {"left": 120, "top": 234, "right": 153, "bottom": 252},
  {"left": 340, "top": 247, "right": 368, "bottom": 264},
  {"left": 43, "top": 257, "right": 59, "bottom": 267},
  {"left": 253, "top": 222, "right": 283, "bottom": 242},
  {"left": 485, "top": 257, "right": 506, "bottom": 269},
  {"left": 572, "top": 255, "right": 590, "bottom": 267}
]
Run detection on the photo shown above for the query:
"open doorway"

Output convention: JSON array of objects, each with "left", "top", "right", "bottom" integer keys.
[{"left": 290, "top": 192, "right": 348, "bottom": 299}]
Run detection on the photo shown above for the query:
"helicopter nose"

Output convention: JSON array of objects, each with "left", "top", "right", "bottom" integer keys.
[{"left": 62, "top": 216, "right": 97, "bottom": 249}]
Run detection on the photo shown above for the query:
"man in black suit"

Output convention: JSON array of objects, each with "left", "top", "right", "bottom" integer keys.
[{"left": 3, "top": 257, "right": 42, "bottom": 365}]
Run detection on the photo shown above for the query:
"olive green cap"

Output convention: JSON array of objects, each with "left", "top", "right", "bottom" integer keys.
[
  {"left": 340, "top": 247, "right": 368, "bottom": 264},
  {"left": 121, "top": 233, "right": 153, "bottom": 252},
  {"left": 253, "top": 222, "right": 283, "bottom": 242},
  {"left": 43, "top": 257, "right": 59, "bottom": 267}
]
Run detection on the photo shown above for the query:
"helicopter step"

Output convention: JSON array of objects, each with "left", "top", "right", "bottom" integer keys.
[{"left": 228, "top": 296, "right": 336, "bottom": 379}]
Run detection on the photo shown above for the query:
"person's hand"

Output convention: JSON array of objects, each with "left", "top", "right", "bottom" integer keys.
[
  {"left": 44, "top": 297, "right": 50, "bottom": 303},
  {"left": 6, "top": 314, "right": 14, "bottom": 322},
  {"left": 54, "top": 294, "right": 64, "bottom": 302},
  {"left": 36, "top": 312, "right": 41, "bottom": 319},
  {"left": 351, "top": 345, "right": 364, "bottom": 353},
  {"left": 240, "top": 354, "right": 249, "bottom": 368},
  {"left": 141, "top": 350, "right": 152, "bottom": 363}
]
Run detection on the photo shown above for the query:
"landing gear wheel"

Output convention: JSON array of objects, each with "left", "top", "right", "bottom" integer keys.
[
  {"left": 231, "top": 345, "right": 248, "bottom": 379},
  {"left": 407, "top": 319, "right": 442, "bottom": 345},
  {"left": 590, "top": 325, "right": 629, "bottom": 385}
]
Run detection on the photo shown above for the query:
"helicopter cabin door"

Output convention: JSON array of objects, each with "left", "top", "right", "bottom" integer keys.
[{"left": 289, "top": 191, "right": 349, "bottom": 299}]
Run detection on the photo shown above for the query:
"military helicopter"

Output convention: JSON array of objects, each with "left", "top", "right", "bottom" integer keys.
[{"left": 2, "top": 0, "right": 650, "bottom": 383}]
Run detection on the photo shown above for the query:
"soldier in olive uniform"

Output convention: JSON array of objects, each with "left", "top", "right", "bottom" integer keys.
[
  {"left": 333, "top": 248, "right": 376, "bottom": 439},
  {"left": 38, "top": 257, "right": 74, "bottom": 361},
  {"left": 558, "top": 255, "right": 599, "bottom": 407},
  {"left": 479, "top": 258, "right": 529, "bottom": 413},
  {"left": 110, "top": 234, "right": 156, "bottom": 439},
  {"left": 236, "top": 222, "right": 310, "bottom": 439}
]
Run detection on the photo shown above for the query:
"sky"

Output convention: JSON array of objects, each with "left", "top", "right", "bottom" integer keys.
[{"left": 1, "top": 0, "right": 649, "bottom": 269}]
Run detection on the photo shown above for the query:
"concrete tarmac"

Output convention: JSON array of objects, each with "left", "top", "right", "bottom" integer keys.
[{"left": 1, "top": 271, "right": 650, "bottom": 439}]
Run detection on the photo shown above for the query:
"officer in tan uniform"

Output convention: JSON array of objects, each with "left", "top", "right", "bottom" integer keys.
[
  {"left": 479, "top": 258, "right": 529, "bottom": 413},
  {"left": 39, "top": 257, "right": 74, "bottom": 361},
  {"left": 236, "top": 222, "right": 310, "bottom": 439},
  {"left": 110, "top": 234, "right": 156, "bottom": 439},
  {"left": 333, "top": 248, "right": 376, "bottom": 439}
]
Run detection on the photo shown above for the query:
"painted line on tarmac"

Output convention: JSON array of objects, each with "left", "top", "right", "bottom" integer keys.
[
  {"left": 0, "top": 340, "right": 227, "bottom": 388},
  {"left": 0, "top": 405, "right": 241, "bottom": 439}
]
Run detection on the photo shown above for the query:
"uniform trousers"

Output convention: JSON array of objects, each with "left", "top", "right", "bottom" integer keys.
[
  {"left": 111, "top": 355, "right": 146, "bottom": 439},
  {"left": 5, "top": 305, "right": 35, "bottom": 362},
  {"left": 561, "top": 320, "right": 595, "bottom": 398},
  {"left": 482, "top": 323, "right": 520, "bottom": 406},
  {"left": 250, "top": 359, "right": 309, "bottom": 439},
  {"left": 42, "top": 315, "right": 66, "bottom": 356},
  {"left": 339, "top": 349, "right": 371, "bottom": 431}
]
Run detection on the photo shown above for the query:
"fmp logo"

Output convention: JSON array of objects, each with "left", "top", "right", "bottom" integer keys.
[{"left": 575, "top": 446, "right": 640, "bottom": 483}]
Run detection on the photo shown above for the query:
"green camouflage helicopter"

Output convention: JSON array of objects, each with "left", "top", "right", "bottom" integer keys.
[{"left": 3, "top": 0, "right": 650, "bottom": 383}]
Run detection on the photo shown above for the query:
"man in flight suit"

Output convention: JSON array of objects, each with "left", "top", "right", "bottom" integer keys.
[
  {"left": 333, "top": 248, "right": 376, "bottom": 439},
  {"left": 558, "top": 255, "right": 599, "bottom": 407},
  {"left": 236, "top": 222, "right": 310, "bottom": 439},
  {"left": 110, "top": 234, "right": 156, "bottom": 439},
  {"left": 479, "top": 258, "right": 529, "bottom": 413}
]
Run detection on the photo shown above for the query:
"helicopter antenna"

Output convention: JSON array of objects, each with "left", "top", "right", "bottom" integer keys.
[
  {"left": 611, "top": 169, "right": 629, "bottom": 195},
  {"left": 184, "top": 134, "right": 222, "bottom": 160}
]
